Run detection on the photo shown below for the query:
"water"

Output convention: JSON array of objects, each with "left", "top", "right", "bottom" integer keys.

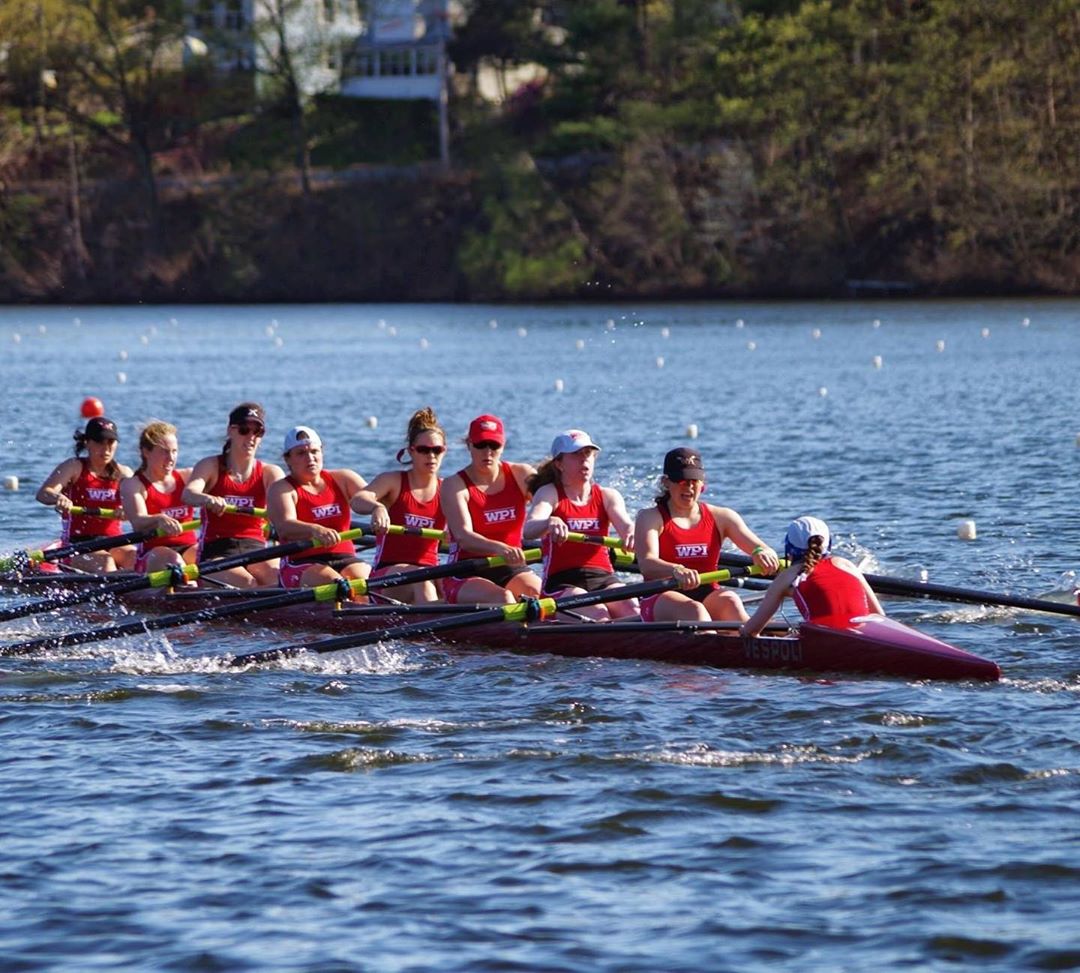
[{"left": 1, "top": 301, "right": 1078, "bottom": 971}]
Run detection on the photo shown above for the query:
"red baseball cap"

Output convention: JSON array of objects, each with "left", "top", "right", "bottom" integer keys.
[{"left": 468, "top": 414, "right": 505, "bottom": 445}]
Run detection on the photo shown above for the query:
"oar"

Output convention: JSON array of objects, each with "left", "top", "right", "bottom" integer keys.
[
  {"left": 0, "top": 524, "right": 376, "bottom": 623},
  {"left": 66, "top": 506, "right": 125, "bottom": 519},
  {"left": 717, "top": 552, "right": 1080, "bottom": 619},
  {"left": 0, "top": 550, "right": 542, "bottom": 657},
  {"left": 229, "top": 563, "right": 773, "bottom": 666},
  {"left": 0, "top": 519, "right": 203, "bottom": 577}
]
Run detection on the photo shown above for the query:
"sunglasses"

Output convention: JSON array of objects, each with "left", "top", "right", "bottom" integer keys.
[
  {"left": 411, "top": 444, "right": 446, "bottom": 456},
  {"left": 471, "top": 440, "right": 502, "bottom": 451},
  {"left": 235, "top": 423, "right": 265, "bottom": 436}
]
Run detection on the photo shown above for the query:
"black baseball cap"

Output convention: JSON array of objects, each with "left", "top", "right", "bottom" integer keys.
[
  {"left": 663, "top": 446, "right": 706, "bottom": 481},
  {"left": 229, "top": 403, "right": 266, "bottom": 427},
  {"left": 85, "top": 416, "right": 119, "bottom": 442}
]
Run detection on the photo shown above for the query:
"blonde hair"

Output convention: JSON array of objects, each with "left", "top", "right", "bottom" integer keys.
[
  {"left": 137, "top": 420, "right": 177, "bottom": 473},
  {"left": 526, "top": 458, "right": 559, "bottom": 493}
]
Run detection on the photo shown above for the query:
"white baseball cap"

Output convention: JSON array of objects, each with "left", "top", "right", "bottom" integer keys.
[
  {"left": 283, "top": 425, "right": 322, "bottom": 453},
  {"left": 551, "top": 429, "right": 601, "bottom": 456},
  {"left": 784, "top": 516, "right": 831, "bottom": 556}
]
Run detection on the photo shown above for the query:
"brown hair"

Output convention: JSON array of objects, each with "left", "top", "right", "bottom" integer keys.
[
  {"left": 396, "top": 406, "right": 445, "bottom": 463},
  {"left": 801, "top": 534, "right": 827, "bottom": 575},
  {"left": 526, "top": 458, "right": 556, "bottom": 494},
  {"left": 136, "top": 420, "right": 177, "bottom": 474}
]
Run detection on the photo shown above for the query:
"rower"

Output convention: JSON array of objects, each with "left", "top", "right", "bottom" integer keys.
[
  {"left": 35, "top": 415, "right": 135, "bottom": 573},
  {"left": 182, "top": 402, "right": 284, "bottom": 588},
  {"left": 740, "top": 516, "right": 885, "bottom": 637},
  {"left": 120, "top": 420, "right": 199, "bottom": 575},
  {"left": 268, "top": 425, "right": 371, "bottom": 592},
  {"left": 635, "top": 446, "right": 780, "bottom": 625},
  {"left": 350, "top": 406, "right": 447, "bottom": 604},
  {"left": 441, "top": 413, "right": 541, "bottom": 605},
  {"left": 524, "top": 429, "right": 636, "bottom": 621}
]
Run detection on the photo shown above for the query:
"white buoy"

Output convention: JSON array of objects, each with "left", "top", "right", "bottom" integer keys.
[
  {"left": 367, "top": 416, "right": 378, "bottom": 429},
  {"left": 1021, "top": 317, "right": 1031, "bottom": 327},
  {"left": 377, "top": 319, "right": 387, "bottom": 330},
  {"left": 957, "top": 520, "right": 977, "bottom": 541},
  {"left": 735, "top": 319, "right": 745, "bottom": 329},
  {"left": 818, "top": 387, "right": 828, "bottom": 397},
  {"left": 273, "top": 336, "right": 284, "bottom": 348},
  {"left": 118, "top": 349, "right": 128, "bottom": 360},
  {"left": 419, "top": 337, "right": 429, "bottom": 350},
  {"left": 3, "top": 475, "right": 19, "bottom": 491},
  {"left": 873, "top": 319, "right": 881, "bottom": 328},
  {"left": 811, "top": 328, "right": 821, "bottom": 339},
  {"left": 11, "top": 333, "right": 20, "bottom": 343},
  {"left": 140, "top": 335, "right": 149, "bottom": 345},
  {"left": 38, "top": 324, "right": 47, "bottom": 334},
  {"left": 605, "top": 319, "right": 615, "bottom": 331},
  {"left": 575, "top": 338, "right": 585, "bottom": 350},
  {"left": 686, "top": 423, "right": 699, "bottom": 439},
  {"left": 935, "top": 339, "right": 945, "bottom": 352},
  {"left": 981, "top": 327, "right": 990, "bottom": 338},
  {"left": 660, "top": 326, "right": 670, "bottom": 338},
  {"left": 517, "top": 327, "right": 527, "bottom": 338},
  {"left": 656, "top": 356, "right": 665, "bottom": 368},
  {"left": 148, "top": 325, "right": 158, "bottom": 336},
  {"left": 116, "top": 371, "right": 127, "bottom": 384},
  {"left": 265, "top": 325, "right": 275, "bottom": 336},
  {"left": 554, "top": 378, "right": 565, "bottom": 392},
  {"left": 169, "top": 317, "right": 179, "bottom": 326},
  {"left": 488, "top": 319, "right": 498, "bottom": 330},
  {"left": 73, "top": 317, "right": 81, "bottom": 326},
  {"left": 871, "top": 355, "right": 883, "bottom": 369},
  {"left": 387, "top": 326, "right": 397, "bottom": 337},
  {"left": 746, "top": 341, "right": 756, "bottom": 352}
]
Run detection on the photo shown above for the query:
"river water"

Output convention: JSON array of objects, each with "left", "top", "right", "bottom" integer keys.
[{"left": 1, "top": 301, "right": 1078, "bottom": 971}]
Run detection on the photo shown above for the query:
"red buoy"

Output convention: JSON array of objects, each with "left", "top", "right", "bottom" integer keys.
[{"left": 80, "top": 397, "right": 105, "bottom": 418}]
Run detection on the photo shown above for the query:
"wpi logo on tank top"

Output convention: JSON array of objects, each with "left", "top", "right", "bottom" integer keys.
[
  {"left": 484, "top": 507, "right": 516, "bottom": 524},
  {"left": 164, "top": 505, "right": 189, "bottom": 519},
  {"left": 86, "top": 487, "right": 117, "bottom": 502},
  {"left": 224, "top": 495, "right": 255, "bottom": 509},
  {"left": 675, "top": 543, "right": 709, "bottom": 558},
  {"left": 312, "top": 503, "right": 342, "bottom": 519},
  {"left": 567, "top": 517, "right": 600, "bottom": 532},
  {"left": 405, "top": 513, "right": 436, "bottom": 529}
]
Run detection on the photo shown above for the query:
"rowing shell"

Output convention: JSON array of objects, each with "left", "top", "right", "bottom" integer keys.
[{"left": 85, "top": 586, "right": 1001, "bottom": 681}]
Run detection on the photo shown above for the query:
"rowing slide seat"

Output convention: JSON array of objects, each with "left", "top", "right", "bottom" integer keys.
[{"left": 797, "top": 615, "right": 1001, "bottom": 681}]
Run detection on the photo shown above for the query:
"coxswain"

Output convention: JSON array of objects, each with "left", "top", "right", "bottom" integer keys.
[
  {"left": 350, "top": 406, "right": 447, "bottom": 604},
  {"left": 441, "top": 414, "right": 541, "bottom": 605},
  {"left": 635, "top": 446, "right": 780, "bottom": 624},
  {"left": 35, "top": 416, "right": 136, "bottom": 573},
  {"left": 182, "top": 402, "right": 284, "bottom": 587},
  {"left": 267, "top": 425, "right": 371, "bottom": 591},
  {"left": 524, "top": 429, "right": 636, "bottom": 620},
  {"left": 740, "top": 516, "right": 884, "bottom": 637},
  {"left": 120, "top": 420, "right": 199, "bottom": 575}
]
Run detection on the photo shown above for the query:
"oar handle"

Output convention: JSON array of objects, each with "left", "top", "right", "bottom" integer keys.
[
  {"left": 66, "top": 506, "right": 125, "bottom": 519},
  {"left": 219, "top": 504, "right": 268, "bottom": 517},
  {"left": 565, "top": 531, "right": 626, "bottom": 550}
]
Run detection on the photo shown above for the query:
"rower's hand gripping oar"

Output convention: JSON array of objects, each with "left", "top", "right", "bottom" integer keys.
[
  {"left": 229, "top": 562, "right": 774, "bottom": 667},
  {"left": 0, "top": 549, "right": 542, "bottom": 657},
  {"left": 717, "top": 552, "right": 1080, "bottom": 619}
]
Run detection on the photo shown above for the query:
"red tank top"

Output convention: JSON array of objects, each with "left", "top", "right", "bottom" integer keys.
[
  {"left": 791, "top": 557, "right": 871, "bottom": 624},
  {"left": 289, "top": 472, "right": 356, "bottom": 560},
  {"left": 375, "top": 472, "right": 445, "bottom": 567},
  {"left": 542, "top": 482, "right": 612, "bottom": 579},
  {"left": 138, "top": 471, "right": 197, "bottom": 551},
  {"left": 657, "top": 501, "right": 721, "bottom": 576},
  {"left": 201, "top": 458, "right": 268, "bottom": 543},
  {"left": 64, "top": 460, "right": 123, "bottom": 540},
  {"left": 449, "top": 462, "right": 527, "bottom": 562}
]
